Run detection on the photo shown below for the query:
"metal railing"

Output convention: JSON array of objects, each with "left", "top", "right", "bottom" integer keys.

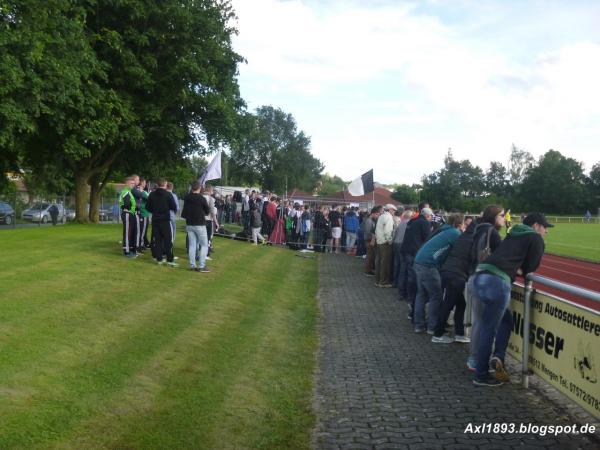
[{"left": 521, "top": 274, "right": 600, "bottom": 388}]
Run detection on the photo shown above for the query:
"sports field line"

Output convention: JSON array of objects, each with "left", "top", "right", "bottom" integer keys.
[
  {"left": 539, "top": 265, "right": 600, "bottom": 282},
  {"left": 549, "top": 242, "right": 600, "bottom": 251},
  {"left": 542, "top": 258, "right": 600, "bottom": 273}
]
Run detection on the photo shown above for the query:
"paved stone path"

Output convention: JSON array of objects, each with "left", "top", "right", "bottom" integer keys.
[{"left": 313, "top": 254, "right": 598, "bottom": 450}]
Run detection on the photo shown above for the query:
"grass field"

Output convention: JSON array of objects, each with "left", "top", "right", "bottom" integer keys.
[
  {"left": 0, "top": 224, "right": 318, "bottom": 449},
  {"left": 501, "top": 222, "right": 600, "bottom": 262}
]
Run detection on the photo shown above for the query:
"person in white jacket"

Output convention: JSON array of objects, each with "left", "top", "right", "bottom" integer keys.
[{"left": 374, "top": 204, "right": 397, "bottom": 287}]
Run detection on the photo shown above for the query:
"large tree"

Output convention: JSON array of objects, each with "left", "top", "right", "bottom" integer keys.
[
  {"left": 1, "top": 0, "right": 244, "bottom": 221},
  {"left": 228, "top": 106, "right": 323, "bottom": 193}
]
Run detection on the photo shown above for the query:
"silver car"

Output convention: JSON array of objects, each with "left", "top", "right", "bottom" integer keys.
[{"left": 22, "top": 203, "right": 66, "bottom": 223}]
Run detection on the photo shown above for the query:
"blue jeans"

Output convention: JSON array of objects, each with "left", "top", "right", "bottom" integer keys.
[
  {"left": 414, "top": 263, "right": 442, "bottom": 332},
  {"left": 472, "top": 272, "right": 512, "bottom": 379},
  {"left": 186, "top": 225, "right": 208, "bottom": 269}
]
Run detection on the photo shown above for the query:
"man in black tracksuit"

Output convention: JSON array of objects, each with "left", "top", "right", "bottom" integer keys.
[{"left": 145, "top": 178, "right": 178, "bottom": 265}]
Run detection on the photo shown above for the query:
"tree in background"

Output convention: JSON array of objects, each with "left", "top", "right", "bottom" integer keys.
[
  {"left": 228, "top": 106, "right": 323, "bottom": 193},
  {"left": 318, "top": 174, "right": 347, "bottom": 196},
  {"left": 391, "top": 184, "right": 420, "bottom": 204},
  {"left": 520, "top": 150, "right": 586, "bottom": 214}
]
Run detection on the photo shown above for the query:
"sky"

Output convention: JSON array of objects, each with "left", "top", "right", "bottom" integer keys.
[{"left": 229, "top": 0, "right": 600, "bottom": 185}]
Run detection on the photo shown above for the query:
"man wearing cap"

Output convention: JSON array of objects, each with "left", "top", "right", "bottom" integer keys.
[
  {"left": 374, "top": 204, "right": 397, "bottom": 287},
  {"left": 470, "top": 212, "right": 552, "bottom": 387}
]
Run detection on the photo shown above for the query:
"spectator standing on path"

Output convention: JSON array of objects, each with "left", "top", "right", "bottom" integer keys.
[
  {"left": 466, "top": 205, "right": 505, "bottom": 370},
  {"left": 362, "top": 205, "right": 382, "bottom": 276},
  {"left": 312, "top": 206, "right": 329, "bottom": 253},
  {"left": 413, "top": 213, "right": 465, "bottom": 334},
  {"left": 399, "top": 203, "right": 432, "bottom": 320},
  {"left": 344, "top": 207, "right": 360, "bottom": 253},
  {"left": 119, "top": 177, "right": 137, "bottom": 258},
  {"left": 146, "top": 178, "right": 178, "bottom": 266},
  {"left": 432, "top": 218, "right": 478, "bottom": 344},
  {"left": 301, "top": 204, "right": 311, "bottom": 249},
  {"left": 166, "top": 182, "right": 179, "bottom": 245},
  {"left": 471, "top": 212, "right": 551, "bottom": 387},
  {"left": 329, "top": 205, "right": 342, "bottom": 253},
  {"left": 180, "top": 180, "right": 210, "bottom": 272},
  {"left": 374, "top": 204, "right": 397, "bottom": 287},
  {"left": 392, "top": 208, "right": 414, "bottom": 287}
]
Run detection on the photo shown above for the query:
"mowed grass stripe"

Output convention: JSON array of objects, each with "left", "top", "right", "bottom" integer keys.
[
  {"left": 0, "top": 238, "right": 261, "bottom": 446},
  {"left": 0, "top": 225, "right": 318, "bottom": 449},
  {"left": 56, "top": 250, "right": 317, "bottom": 449}
]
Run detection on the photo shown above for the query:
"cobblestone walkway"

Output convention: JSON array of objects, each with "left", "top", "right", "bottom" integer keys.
[{"left": 313, "top": 254, "right": 598, "bottom": 450}]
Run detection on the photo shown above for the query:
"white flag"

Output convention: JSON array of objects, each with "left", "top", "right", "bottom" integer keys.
[
  {"left": 347, "top": 177, "right": 364, "bottom": 196},
  {"left": 199, "top": 151, "right": 222, "bottom": 186}
]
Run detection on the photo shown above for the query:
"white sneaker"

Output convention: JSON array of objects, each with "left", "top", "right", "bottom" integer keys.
[
  {"left": 206, "top": 256, "right": 213, "bottom": 261},
  {"left": 431, "top": 335, "right": 454, "bottom": 344},
  {"left": 173, "top": 256, "right": 179, "bottom": 260},
  {"left": 454, "top": 335, "right": 471, "bottom": 343}
]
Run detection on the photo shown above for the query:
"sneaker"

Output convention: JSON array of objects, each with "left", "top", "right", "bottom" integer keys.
[
  {"left": 426, "top": 330, "right": 434, "bottom": 335},
  {"left": 431, "top": 335, "right": 454, "bottom": 344},
  {"left": 157, "top": 260, "right": 165, "bottom": 265},
  {"left": 380, "top": 283, "right": 393, "bottom": 288},
  {"left": 167, "top": 261, "right": 179, "bottom": 267},
  {"left": 454, "top": 335, "right": 471, "bottom": 343},
  {"left": 173, "top": 256, "right": 179, "bottom": 260},
  {"left": 473, "top": 376, "right": 504, "bottom": 387},
  {"left": 466, "top": 358, "right": 476, "bottom": 372},
  {"left": 363, "top": 272, "right": 374, "bottom": 277},
  {"left": 414, "top": 328, "right": 425, "bottom": 333},
  {"left": 490, "top": 357, "right": 510, "bottom": 382},
  {"left": 199, "top": 267, "right": 211, "bottom": 273},
  {"left": 126, "top": 253, "right": 138, "bottom": 258},
  {"left": 407, "top": 314, "right": 413, "bottom": 321},
  {"left": 206, "top": 256, "right": 213, "bottom": 261}
]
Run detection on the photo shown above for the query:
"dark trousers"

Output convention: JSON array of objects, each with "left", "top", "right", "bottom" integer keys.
[
  {"left": 152, "top": 220, "right": 174, "bottom": 262},
  {"left": 313, "top": 228, "right": 326, "bottom": 252},
  {"left": 392, "top": 243, "right": 402, "bottom": 286},
  {"left": 139, "top": 216, "right": 150, "bottom": 248},
  {"left": 356, "top": 229, "right": 366, "bottom": 256},
  {"left": 121, "top": 211, "right": 137, "bottom": 254},
  {"left": 398, "top": 252, "right": 415, "bottom": 300},
  {"left": 365, "top": 243, "right": 375, "bottom": 274},
  {"left": 206, "top": 221, "right": 213, "bottom": 255},
  {"left": 434, "top": 272, "right": 467, "bottom": 337},
  {"left": 375, "top": 243, "right": 392, "bottom": 284}
]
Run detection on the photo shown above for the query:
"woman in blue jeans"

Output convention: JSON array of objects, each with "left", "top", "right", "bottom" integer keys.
[{"left": 471, "top": 213, "right": 550, "bottom": 386}]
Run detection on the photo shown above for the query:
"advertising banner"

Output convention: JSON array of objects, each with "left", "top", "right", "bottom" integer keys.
[{"left": 508, "top": 285, "right": 600, "bottom": 419}]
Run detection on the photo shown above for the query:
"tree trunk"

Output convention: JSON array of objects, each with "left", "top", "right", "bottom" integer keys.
[
  {"left": 89, "top": 179, "right": 100, "bottom": 223},
  {"left": 74, "top": 171, "right": 91, "bottom": 223}
]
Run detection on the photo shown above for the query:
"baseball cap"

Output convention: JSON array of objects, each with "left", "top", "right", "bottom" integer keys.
[
  {"left": 385, "top": 203, "right": 397, "bottom": 211},
  {"left": 421, "top": 207, "right": 433, "bottom": 216},
  {"left": 523, "top": 212, "right": 554, "bottom": 228}
]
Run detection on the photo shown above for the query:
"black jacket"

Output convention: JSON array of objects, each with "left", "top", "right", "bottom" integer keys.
[
  {"left": 146, "top": 188, "right": 177, "bottom": 222},
  {"left": 481, "top": 228, "right": 545, "bottom": 282},
  {"left": 440, "top": 220, "right": 477, "bottom": 280},
  {"left": 181, "top": 192, "right": 209, "bottom": 226},
  {"left": 251, "top": 209, "right": 262, "bottom": 228},
  {"left": 400, "top": 215, "right": 432, "bottom": 255}
]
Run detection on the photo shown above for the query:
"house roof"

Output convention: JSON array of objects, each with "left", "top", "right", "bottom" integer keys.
[{"left": 287, "top": 186, "right": 402, "bottom": 206}]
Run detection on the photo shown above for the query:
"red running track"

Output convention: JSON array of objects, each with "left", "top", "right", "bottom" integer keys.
[{"left": 521, "top": 254, "right": 600, "bottom": 312}]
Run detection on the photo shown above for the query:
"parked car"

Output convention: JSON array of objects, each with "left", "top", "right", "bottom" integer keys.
[
  {"left": 0, "top": 201, "right": 15, "bottom": 225},
  {"left": 21, "top": 203, "right": 66, "bottom": 223},
  {"left": 65, "top": 209, "right": 76, "bottom": 221},
  {"left": 99, "top": 208, "right": 113, "bottom": 222}
]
